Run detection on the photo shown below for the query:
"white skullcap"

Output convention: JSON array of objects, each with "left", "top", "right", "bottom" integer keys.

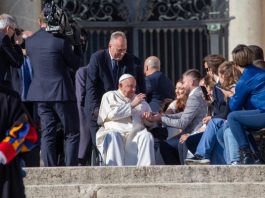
[{"left": 119, "top": 74, "right": 134, "bottom": 83}]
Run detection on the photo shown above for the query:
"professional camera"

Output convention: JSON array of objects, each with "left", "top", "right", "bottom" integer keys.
[{"left": 43, "top": 0, "right": 80, "bottom": 46}]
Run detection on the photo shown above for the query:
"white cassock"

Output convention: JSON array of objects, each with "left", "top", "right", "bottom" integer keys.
[{"left": 96, "top": 90, "right": 155, "bottom": 166}]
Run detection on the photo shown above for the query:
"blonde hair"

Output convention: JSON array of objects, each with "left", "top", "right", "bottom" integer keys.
[{"left": 218, "top": 61, "right": 241, "bottom": 88}]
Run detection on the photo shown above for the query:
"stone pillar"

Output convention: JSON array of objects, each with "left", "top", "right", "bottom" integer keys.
[
  {"left": 229, "top": 0, "right": 264, "bottom": 58},
  {"left": 0, "top": 0, "right": 41, "bottom": 32}
]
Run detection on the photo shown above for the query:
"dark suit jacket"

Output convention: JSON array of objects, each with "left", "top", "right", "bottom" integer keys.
[
  {"left": 85, "top": 49, "right": 145, "bottom": 120},
  {"left": 145, "top": 71, "right": 175, "bottom": 112},
  {"left": 25, "top": 29, "right": 80, "bottom": 101},
  {"left": 212, "top": 82, "right": 227, "bottom": 119},
  {"left": 0, "top": 32, "right": 23, "bottom": 85}
]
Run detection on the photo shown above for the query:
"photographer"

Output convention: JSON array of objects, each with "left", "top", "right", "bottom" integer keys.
[
  {"left": 0, "top": 13, "right": 23, "bottom": 88},
  {"left": 25, "top": 9, "right": 81, "bottom": 166}
]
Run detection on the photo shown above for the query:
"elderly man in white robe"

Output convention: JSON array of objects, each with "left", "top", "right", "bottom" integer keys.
[{"left": 96, "top": 74, "right": 155, "bottom": 166}]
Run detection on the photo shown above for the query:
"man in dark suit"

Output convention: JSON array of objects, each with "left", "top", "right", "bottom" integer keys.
[
  {"left": 0, "top": 14, "right": 23, "bottom": 87},
  {"left": 81, "top": 31, "right": 145, "bottom": 165},
  {"left": 144, "top": 56, "right": 175, "bottom": 113},
  {"left": 25, "top": 13, "right": 81, "bottom": 166}
]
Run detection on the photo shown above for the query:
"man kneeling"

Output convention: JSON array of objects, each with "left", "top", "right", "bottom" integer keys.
[{"left": 96, "top": 74, "right": 155, "bottom": 166}]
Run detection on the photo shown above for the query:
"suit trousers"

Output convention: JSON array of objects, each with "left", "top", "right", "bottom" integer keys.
[
  {"left": 160, "top": 136, "right": 182, "bottom": 165},
  {"left": 77, "top": 105, "right": 93, "bottom": 164},
  {"left": 38, "top": 101, "right": 80, "bottom": 166}
]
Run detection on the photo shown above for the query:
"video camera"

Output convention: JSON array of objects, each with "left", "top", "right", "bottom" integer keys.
[{"left": 43, "top": 0, "right": 81, "bottom": 46}]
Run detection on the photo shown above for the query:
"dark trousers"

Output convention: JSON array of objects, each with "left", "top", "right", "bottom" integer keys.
[
  {"left": 0, "top": 158, "right": 26, "bottom": 198},
  {"left": 19, "top": 146, "right": 40, "bottom": 167},
  {"left": 78, "top": 117, "right": 98, "bottom": 165},
  {"left": 185, "top": 133, "right": 203, "bottom": 154},
  {"left": 77, "top": 105, "right": 90, "bottom": 163},
  {"left": 160, "top": 136, "right": 181, "bottom": 165},
  {"left": 38, "top": 101, "right": 80, "bottom": 166}
]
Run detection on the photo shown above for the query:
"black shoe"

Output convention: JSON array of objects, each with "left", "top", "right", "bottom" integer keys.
[
  {"left": 240, "top": 148, "right": 255, "bottom": 164},
  {"left": 185, "top": 155, "right": 210, "bottom": 165}
]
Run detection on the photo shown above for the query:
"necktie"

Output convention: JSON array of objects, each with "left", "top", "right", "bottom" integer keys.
[{"left": 112, "top": 59, "right": 118, "bottom": 83}]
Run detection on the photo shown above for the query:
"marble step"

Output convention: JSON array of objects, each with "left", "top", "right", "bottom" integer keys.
[
  {"left": 24, "top": 165, "right": 265, "bottom": 185},
  {"left": 25, "top": 182, "right": 265, "bottom": 198}
]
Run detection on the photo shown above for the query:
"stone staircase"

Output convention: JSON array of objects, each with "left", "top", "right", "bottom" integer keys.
[{"left": 24, "top": 165, "right": 265, "bottom": 198}]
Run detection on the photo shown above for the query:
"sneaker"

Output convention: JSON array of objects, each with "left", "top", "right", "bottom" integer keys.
[
  {"left": 239, "top": 148, "right": 255, "bottom": 164},
  {"left": 185, "top": 155, "right": 210, "bottom": 165},
  {"left": 231, "top": 161, "right": 240, "bottom": 165}
]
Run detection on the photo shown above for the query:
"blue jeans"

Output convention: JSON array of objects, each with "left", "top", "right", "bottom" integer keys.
[
  {"left": 224, "top": 128, "right": 240, "bottom": 163},
  {"left": 228, "top": 109, "right": 265, "bottom": 149},
  {"left": 195, "top": 118, "right": 226, "bottom": 164}
]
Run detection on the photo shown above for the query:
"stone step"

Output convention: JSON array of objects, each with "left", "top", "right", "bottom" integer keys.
[
  {"left": 25, "top": 183, "right": 265, "bottom": 198},
  {"left": 24, "top": 165, "right": 265, "bottom": 185}
]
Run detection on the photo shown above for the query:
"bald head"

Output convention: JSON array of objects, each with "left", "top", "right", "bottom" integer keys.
[{"left": 144, "top": 56, "right": 161, "bottom": 76}]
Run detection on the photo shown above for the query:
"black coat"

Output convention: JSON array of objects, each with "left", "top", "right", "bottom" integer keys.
[{"left": 0, "top": 32, "right": 23, "bottom": 86}]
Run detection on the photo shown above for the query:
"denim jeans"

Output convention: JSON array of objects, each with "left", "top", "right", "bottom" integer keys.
[
  {"left": 228, "top": 109, "right": 265, "bottom": 148},
  {"left": 222, "top": 127, "right": 240, "bottom": 164},
  {"left": 195, "top": 118, "right": 226, "bottom": 164}
]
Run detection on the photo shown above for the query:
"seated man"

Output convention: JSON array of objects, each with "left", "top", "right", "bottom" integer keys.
[
  {"left": 146, "top": 69, "right": 208, "bottom": 164},
  {"left": 96, "top": 74, "right": 155, "bottom": 166}
]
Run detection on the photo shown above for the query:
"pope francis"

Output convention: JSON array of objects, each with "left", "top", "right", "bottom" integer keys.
[{"left": 96, "top": 74, "right": 155, "bottom": 166}]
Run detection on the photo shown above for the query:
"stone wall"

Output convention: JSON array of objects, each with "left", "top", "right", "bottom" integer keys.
[
  {"left": 229, "top": 0, "right": 265, "bottom": 59},
  {"left": 0, "top": 0, "right": 41, "bottom": 32}
]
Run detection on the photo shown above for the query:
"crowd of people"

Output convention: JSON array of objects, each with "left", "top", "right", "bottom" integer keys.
[{"left": 1, "top": 11, "right": 265, "bottom": 197}]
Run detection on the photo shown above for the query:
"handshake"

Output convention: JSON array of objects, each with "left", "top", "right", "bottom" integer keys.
[{"left": 141, "top": 111, "right": 161, "bottom": 122}]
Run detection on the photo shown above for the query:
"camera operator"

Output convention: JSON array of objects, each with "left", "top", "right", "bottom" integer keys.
[
  {"left": 0, "top": 13, "right": 23, "bottom": 88},
  {"left": 25, "top": 10, "right": 81, "bottom": 166}
]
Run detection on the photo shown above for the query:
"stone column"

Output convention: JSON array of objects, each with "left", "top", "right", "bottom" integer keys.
[
  {"left": 0, "top": 0, "right": 41, "bottom": 32},
  {"left": 229, "top": 0, "right": 264, "bottom": 59}
]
